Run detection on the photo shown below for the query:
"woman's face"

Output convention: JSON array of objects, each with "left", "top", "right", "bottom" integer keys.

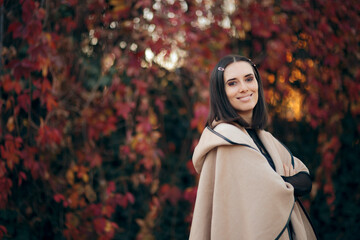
[{"left": 223, "top": 61, "right": 259, "bottom": 123}]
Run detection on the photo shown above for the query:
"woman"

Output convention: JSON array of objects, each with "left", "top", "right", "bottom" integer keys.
[{"left": 189, "top": 55, "right": 317, "bottom": 240}]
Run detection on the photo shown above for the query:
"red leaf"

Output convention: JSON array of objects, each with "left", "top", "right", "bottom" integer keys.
[
  {"left": 103, "top": 116, "right": 117, "bottom": 135},
  {"left": 28, "top": 42, "right": 49, "bottom": 63},
  {"left": 62, "top": 17, "right": 77, "bottom": 33},
  {"left": 54, "top": 193, "right": 66, "bottom": 203},
  {"left": 322, "top": 152, "right": 335, "bottom": 170},
  {"left": 102, "top": 205, "right": 115, "bottom": 218},
  {"left": 106, "top": 181, "right": 116, "bottom": 195},
  {"left": 93, "top": 218, "right": 106, "bottom": 234},
  {"left": 18, "top": 171, "right": 27, "bottom": 186},
  {"left": 125, "top": 192, "right": 135, "bottom": 204},
  {"left": 0, "top": 177, "right": 13, "bottom": 208},
  {"left": 159, "top": 184, "right": 182, "bottom": 205},
  {"left": 85, "top": 203, "right": 102, "bottom": 217},
  {"left": 324, "top": 54, "right": 339, "bottom": 67},
  {"left": 115, "top": 194, "right": 128, "bottom": 208},
  {"left": 119, "top": 145, "right": 131, "bottom": 155},
  {"left": 21, "top": 0, "right": 36, "bottom": 22},
  {"left": 0, "top": 136, "right": 22, "bottom": 170},
  {"left": 140, "top": 157, "right": 153, "bottom": 170},
  {"left": 8, "top": 59, "right": 38, "bottom": 80},
  {"left": 115, "top": 101, "right": 134, "bottom": 119},
  {"left": 147, "top": 38, "right": 165, "bottom": 55},
  {"left": 155, "top": 97, "right": 165, "bottom": 113},
  {"left": 131, "top": 79, "right": 148, "bottom": 96},
  {"left": 0, "top": 161, "right": 6, "bottom": 178},
  {"left": 0, "top": 225, "right": 8, "bottom": 239},
  {"left": 24, "top": 20, "right": 43, "bottom": 42},
  {"left": 41, "top": 78, "right": 52, "bottom": 93},
  {"left": 89, "top": 153, "right": 102, "bottom": 168},
  {"left": 126, "top": 53, "right": 143, "bottom": 77},
  {"left": 36, "top": 122, "right": 62, "bottom": 147},
  {"left": 136, "top": 116, "right": 152, "bottom": 134},
  {"left": 186, "top": 160, "right": 196, "bottom": 175},
  {"left": 17, "top": 93, "right": 31, "bottom": 112},
  {"left": 64, "top": 0, "right": 78, "bottom": 6},
  {"left": 7, "top": 22, "right": 23, "bottom": 39},
  {"left": 183, "top": 187, "right": 197, "bottom": 206},
  {"left": 20, "top": 146, "right": 40, "bottom": 179},
  {"left": 13, "top": 80, "right": 22, "bottom": 94},
  {"left": 191, "top": 103, "right": 208, "bottom": 132},
  {"left": 323, "top": 183, "right": 334, "bottom": 195}
]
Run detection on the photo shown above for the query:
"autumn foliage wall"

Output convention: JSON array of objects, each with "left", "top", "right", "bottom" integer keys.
[{"left": 0, "top": 0, "right": 359, "bottom": 239}]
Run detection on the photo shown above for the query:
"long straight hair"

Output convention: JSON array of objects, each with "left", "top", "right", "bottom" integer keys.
[{"left": 207, "top": 55, "right": 268, "bottom": 129}]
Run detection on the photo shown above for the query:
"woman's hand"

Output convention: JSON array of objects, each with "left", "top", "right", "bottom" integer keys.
[{"left": 283, "top": 163, "right": 295, "bottom": 177}]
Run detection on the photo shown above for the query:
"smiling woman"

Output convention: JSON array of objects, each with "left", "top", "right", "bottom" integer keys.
[
  {"left": 207, "top": 55, "right": 268, "bottom": 129},
  {"left": 189, "top": 55, "right": 317, "bottom": 240},
  {"left": 223, "top": 61, "right": 259, "bottom": 124}
]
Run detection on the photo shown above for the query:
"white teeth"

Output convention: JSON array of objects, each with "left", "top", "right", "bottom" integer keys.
[{"left": 237, "top": 94, "right": 251, "bottom": 101}]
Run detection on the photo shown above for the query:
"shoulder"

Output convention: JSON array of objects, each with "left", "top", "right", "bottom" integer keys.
[
  {"left": 211, "top": 123, "right": 258, "bottom": 149},
  {"left": 213, "top": 123, "right": 248, "bottom": 140},
  {"left": 213, "top": 122, "right": 239, "bottom": 132}
]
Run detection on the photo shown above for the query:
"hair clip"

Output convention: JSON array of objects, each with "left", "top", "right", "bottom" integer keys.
[
  {"left": 248, "top": 58, "right": 256, "bottom": 67},
  {"left": 218, "top": 67, "right": 225, "bottom": 71}
]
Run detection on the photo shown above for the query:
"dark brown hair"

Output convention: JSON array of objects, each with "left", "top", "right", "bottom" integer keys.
[{"left": 207, "top": 55, "right": 268, "bottom": 129}]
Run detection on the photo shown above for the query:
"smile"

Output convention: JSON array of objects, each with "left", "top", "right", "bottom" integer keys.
[{"left": 237, "top": 94, "right": 253, "bottom": 101}]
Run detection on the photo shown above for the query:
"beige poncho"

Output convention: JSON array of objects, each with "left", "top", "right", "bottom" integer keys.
[{"left": 189, "top": 123, "right": 317, "bottom": 240}]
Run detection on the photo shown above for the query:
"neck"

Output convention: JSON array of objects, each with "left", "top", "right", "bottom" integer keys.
[{"left": 239, "top": 112, "right": 252, "bottom": 126}]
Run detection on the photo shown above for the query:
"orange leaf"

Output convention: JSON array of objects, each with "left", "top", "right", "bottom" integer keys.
[
  {"left": 1, "top": 74, "right": 14, "bottom": 92},
  {"left": 84, "top": 184, "right": 97, "bottom": 203},
  {"left": 68, "top": 191, "right": 79, "bottom": 209},
  {"left": 66, "top": 169, "right": 74, "bottom": 185},
  {"left": 102, "top": 205, "right": 115, "bottom": 218},
  {"left": 45, "top": 93, "right": 58, "bottom": 111},
  {"left": 6, "top": 117, "right": 15, "bottom": 132}
]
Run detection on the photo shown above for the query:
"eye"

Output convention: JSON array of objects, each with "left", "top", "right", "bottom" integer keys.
[
  {"left": 227, "top": 81, "right": 237, "bottom": 86},
  {"left": 245, "top": 77, "right": 254, "bottom": 82}
]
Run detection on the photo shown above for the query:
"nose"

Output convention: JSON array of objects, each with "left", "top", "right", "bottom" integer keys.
[{"left": 238, "top": 80, "right": 248, "bottom": 92}]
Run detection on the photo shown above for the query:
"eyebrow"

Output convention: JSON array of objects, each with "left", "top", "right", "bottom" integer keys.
[{"left": 225, "top": 73, "right": 254, "bottom": 83}]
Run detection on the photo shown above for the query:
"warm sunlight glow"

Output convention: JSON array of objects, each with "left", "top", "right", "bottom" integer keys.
[
  {"left": 267, "top": 85, "right": 303, "bottom": 121},
  {"left": 284, "top": 87, "right": 303, "bottom": 121},
  {"left": 145, "top": 48, "right": 186, "bottom": 71}
]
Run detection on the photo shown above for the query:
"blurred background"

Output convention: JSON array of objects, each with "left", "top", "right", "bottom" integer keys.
[{"left": 0, "top": 0, "right": 359, "bottom": 239}]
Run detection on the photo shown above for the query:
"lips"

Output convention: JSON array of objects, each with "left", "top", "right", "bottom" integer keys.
[{"left": 237, "top": 93, "right": 253, "bottom": 101}]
